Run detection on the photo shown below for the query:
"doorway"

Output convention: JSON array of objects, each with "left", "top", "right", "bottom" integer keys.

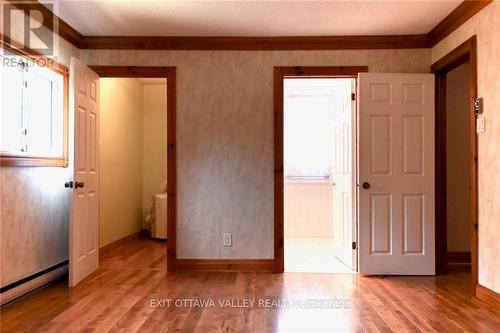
[
  {"left": 273, "top": 66, "right": 368, "bottom": 273},
  {"left": 68, "top": 65, "right": 177, "bottom": 286},
  {"left": 283, "top": 77, "right": 354, "bottom": 273},
  {"left": 90, "top": 66, "right": 177, "bottom": 271},
  {"left": 98, "top": 77, "right": 167, "bottom": 248},
  {"left": 432, "top": 37, "right": 478, "bottom": 292}
]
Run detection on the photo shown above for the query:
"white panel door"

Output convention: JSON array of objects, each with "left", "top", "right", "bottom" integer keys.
[
  {"left": 358, "top": 73, "right": 435, "bottom": 275},
  {"left": 69, "top": 57, "right": 99, "bottom": 287},
  {"left": 332, "top": 79, "right": 356, "bottom": 270}
]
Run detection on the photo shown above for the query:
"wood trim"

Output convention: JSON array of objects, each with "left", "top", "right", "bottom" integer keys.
[
  {"left": 0, "top": 155, "right": 68, "bottom": 167},
  {"left": 0, "top": 42, "right": 69, "bottom": 168},
  {"left": 476, "top": 284, "right": 500, "bottom": 308},
  {"left": 90, "top": 66, "right": 177, "bottom": 272},
  {"left": 174, "top": 259, "right": 274, "bottom": 272},
  {"left": 428, "top": 0, "right": 492, "bottom": 47},
  {"left": 99, "top": 231, "right": 142, "bottom": 258},
  {"left": 273, "top": 66, "right": 368, "bottom": 273},
  {"left": 90, "top": 66, "right": 172, "bottom": 78},
  {"left": 4, "top": 0, "right": 83, "bottom": 48},
  {"left": 447, "top": 251, "right": 471, "bottom": 263},
  {"left": 434, "top": 73, "right": 448, "bottom": 275},
  {"left": 80, "top": 35, "right": 430, "bottom": 50},
  {"left": 4, "top": 1, "right": 493, "bottom": 50},
  {"left": 432, "top": 36, "right": 478, "bottom": 294}
]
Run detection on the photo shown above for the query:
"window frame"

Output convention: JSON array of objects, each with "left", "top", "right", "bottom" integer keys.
[{"left": 0, "top": 44, "right": 69, "bottom": 167}]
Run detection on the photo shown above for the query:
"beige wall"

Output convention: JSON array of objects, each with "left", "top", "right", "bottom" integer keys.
[
  {"left": 99, "top": 78, "right": 144, "bottom": 247},
  {"left": 432, "top": 1, "right": 500, "bottom": 293},
  {"left": 82, "top": 48, "right": 431, "bottom": 259},
  {"left": 0, "top": 26, "right": 79, "bottom": 286},
  {"left": 142, "top": 84, "right": 168, "bottom": 215},
  {"left": 446, "top": 64, "right": 471, "bottom": 253},
  {"left": 284, "top": 183, "right": 333, "bottom": 238}
]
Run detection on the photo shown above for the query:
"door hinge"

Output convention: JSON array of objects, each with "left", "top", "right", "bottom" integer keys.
[
  {"left": 351, "top": 93, "right": 356, "bottom": 101},
  {"left": 352, "top": 241, "right": 357, "bottom": 250}
]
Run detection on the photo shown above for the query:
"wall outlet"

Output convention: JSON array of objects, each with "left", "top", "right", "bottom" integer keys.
[{"left": 223, "top": 233, "right": 232, "bottom": 247}]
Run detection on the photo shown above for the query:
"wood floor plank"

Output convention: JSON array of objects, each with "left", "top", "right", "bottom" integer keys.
[{"left": 1, "top": 238, "right": 499, "bottom": 333}]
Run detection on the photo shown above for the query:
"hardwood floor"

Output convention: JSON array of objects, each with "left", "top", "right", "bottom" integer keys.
[{"left": 1, "top": 238, "right": 500, "bottom": 332}]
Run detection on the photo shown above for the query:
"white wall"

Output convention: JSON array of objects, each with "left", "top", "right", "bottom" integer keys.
[
  {"left": 284, "top": 183, "right": 333, "bottom": 238},
  {"left": 82, "top": 48, "right": 431, "bottom": 259},
  {"left": 446, "top": 64, "right": 471, "bottom": 253},
  {"left": 99, "top": 78, "right": 144, "bottom": 247},
  {"left": 432, "top": 1, "right": 500, "bottom": 293},
  {"left": 142, "top": 84, "right": 168, "bottom": 215}
]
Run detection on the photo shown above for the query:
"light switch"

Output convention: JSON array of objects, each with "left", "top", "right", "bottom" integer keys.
[{"left": 477, "top": 117, "right": 486, "bottom": 133}]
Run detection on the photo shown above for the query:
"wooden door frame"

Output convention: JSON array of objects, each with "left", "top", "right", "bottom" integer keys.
[
  {"left": 89, "top": 66, "right": 177, "bottom": 272},
  {"left": 273, "top": 66, "right": 368, "bottom": 272},
  {"left": 431, "top": 36, "right": 478, "bottom": 292}
]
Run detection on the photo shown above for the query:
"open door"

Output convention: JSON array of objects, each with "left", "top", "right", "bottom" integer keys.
[
  {"left": 332, "top": 79, "right": 356, "bottom": 270},
  {"left": 358, "top": 73, "right": 435, "bottom": 275},
  {"left": 69, "top": 57, "right": 99, "bottom": 287}
]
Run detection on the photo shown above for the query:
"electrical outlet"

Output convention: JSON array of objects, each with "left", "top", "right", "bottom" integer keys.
[{"left": 223, "top": 233, "right": 232, "bottom": 247}]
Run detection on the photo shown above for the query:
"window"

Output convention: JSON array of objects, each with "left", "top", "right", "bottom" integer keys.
[
  {"left": 1, "top": 48, "right": 68, "bottom": 167},
  {"left": 284, "top": 78, "right": 353, "bottom": 181}
]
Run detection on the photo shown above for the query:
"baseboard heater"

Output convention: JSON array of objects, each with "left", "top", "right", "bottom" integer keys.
[{"left": 0, "top": 260, "right": 68, "bottom": 306}]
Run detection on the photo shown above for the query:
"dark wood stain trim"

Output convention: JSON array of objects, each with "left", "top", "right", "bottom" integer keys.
[
  {"left": 428, "top": 0, "right": 492, "bottom": 47},
  {"left": 89, "top": 66, "right": 177, "bottom": 272},
  {"left": 431, "top": 36, "right": 478, "bottom": 294},
  {"left": 174, "top": 259, "right": 274, "bottom": 272},
  {"left": 80, "top": 35, "right": 430, "bottom": 50},
  {"left": 4, "top": 1, "right": 493, "bottom": 50},
  {"left": 4, "top": 0, "right": 83, "bottom": 48},
  {"left": 273, "top": 66, "right": 368, "bottom": 273}
]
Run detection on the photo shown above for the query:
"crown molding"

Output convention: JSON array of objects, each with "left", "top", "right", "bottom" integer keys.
[
  {"left": 2, "top": 0, "right": 493, "bottom": 51},
  {"left": 80, "top": 35, "right": 430, "bottom": 50},
  {"left": 428, "top": 0, "right": 492, "bottom": 46},
  {"left": 5, "top": 0, "right": 83, "bottom": 48}
]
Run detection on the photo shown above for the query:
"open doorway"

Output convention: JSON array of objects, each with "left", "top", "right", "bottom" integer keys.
[
  {"left": 68, "top": 65, "right": 176, "bottom": 286},
  {"left": 98, "top": 77, "right": 168, "bottom": 256},
  {"left": 432, "top": 37, "right": 478, "bottom": 292},
  {"left": 273, "top": 66, "right": 368, "bottom": 273},
  {"left": 283, "top": 78, "right": 354, "bottom": 273}
]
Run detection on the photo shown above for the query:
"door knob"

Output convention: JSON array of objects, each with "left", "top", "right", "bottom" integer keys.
[
  {"left": 362, "top": 182, "right": 371, "bottom": 189},
  {"left": 64, "top": 181, "right": 73, "bottom": 188},
  {"left": 75, "top": 181, "right": 84, "bottom": 189}
]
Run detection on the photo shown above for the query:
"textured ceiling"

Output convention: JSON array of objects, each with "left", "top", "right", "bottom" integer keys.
[{"left": 52, "top": 0, "right": 462, "bottom": 37}]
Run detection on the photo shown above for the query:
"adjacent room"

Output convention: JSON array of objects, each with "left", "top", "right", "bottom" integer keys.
[
  {"left": 99, "top": 77, "right": 168, "bottom": 258},
  {"left": 283, "top": 78, "right": 355, "bottom": 273}
]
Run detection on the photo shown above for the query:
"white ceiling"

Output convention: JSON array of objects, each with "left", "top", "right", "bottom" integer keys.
[{"left": 52, "top": 0, "right": 462, "bottom": 37}]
